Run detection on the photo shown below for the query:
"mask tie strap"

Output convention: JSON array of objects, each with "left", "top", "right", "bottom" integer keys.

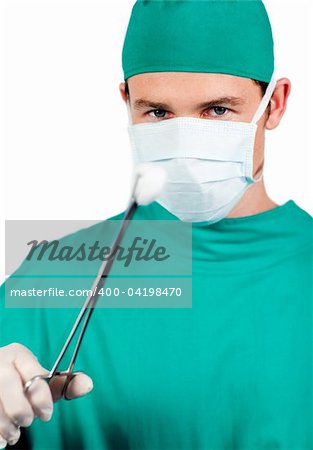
[
  {"left": 247, "top": 72, "right": 276, "bottom": 182},
  {"left": 126, "top": 97, "right": 133, "bottom": 125},
  {"left": 251, "top": 72, "right": 277, "bottom": 125}
]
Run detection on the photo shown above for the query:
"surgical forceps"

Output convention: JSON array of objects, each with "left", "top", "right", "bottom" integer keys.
[{"left": 24, "top": 177, "right": 141, "bottom": 399}]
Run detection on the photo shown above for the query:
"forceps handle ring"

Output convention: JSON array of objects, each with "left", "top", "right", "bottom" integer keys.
[{"left": 24, "top": 370, "right": 71, "bottom": 394}]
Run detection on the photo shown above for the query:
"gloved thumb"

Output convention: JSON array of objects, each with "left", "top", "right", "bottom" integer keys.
[{"left": 49, "top": 372, "right": 93, "bottom": 402}]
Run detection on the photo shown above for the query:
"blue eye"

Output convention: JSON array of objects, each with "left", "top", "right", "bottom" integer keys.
[
  {"left": 212, "top": 106, "right": 227, "bottom": 116},
  {"left": 148, "top": 109, "right": 167, "bottom": 118}
]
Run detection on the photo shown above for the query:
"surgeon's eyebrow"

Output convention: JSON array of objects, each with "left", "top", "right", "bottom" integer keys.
[
  {"left": 195, "top": 97, "right": 245, "bottom": 109},
  {"left": 133, "top": 97, "right": 245, "bottom": 110},
  {"left": 133, "top": 99, "right": 172, "bottom": 110}
]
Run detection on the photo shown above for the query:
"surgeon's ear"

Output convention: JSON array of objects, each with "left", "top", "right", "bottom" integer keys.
[
  {"left": 265, "top": 78, "right": 291, "bottom": 130},
  {"left": 119, "top": 82, "right": 128, "bottom": 103}
]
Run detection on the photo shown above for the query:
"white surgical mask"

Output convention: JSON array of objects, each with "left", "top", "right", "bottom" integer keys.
[{"left": 127, "top": 73, "right": 276, "bottom": 225}]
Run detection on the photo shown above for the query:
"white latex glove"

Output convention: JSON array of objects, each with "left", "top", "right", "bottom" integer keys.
[{"left": 0, "top": 343, "right": 93, "bottom": 448}]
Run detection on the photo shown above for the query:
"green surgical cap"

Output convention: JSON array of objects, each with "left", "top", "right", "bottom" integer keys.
[{"left": 122, "top": 0, "right": 274, "bottom": 83}]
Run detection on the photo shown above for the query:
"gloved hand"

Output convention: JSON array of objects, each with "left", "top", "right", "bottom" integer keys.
[{"left": 0, "top": 343, "right": 93, "bottom": 448}]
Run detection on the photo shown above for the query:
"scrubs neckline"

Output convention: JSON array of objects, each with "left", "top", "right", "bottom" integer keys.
[
  {"left": 143, "top": 199, "right": 297, "bottom": 227},
  {"left": 200, "top": 199, "right": 296, "bottom": 228}
]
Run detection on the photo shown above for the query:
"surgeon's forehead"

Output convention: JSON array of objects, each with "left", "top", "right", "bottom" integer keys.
[{"left": 127, "top": 72, "right": 260, "bottom": 104}]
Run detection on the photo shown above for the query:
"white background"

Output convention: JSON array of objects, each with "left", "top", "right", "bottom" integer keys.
[{"left": 0, "top": 0, "right": 312, "bottom": 283}]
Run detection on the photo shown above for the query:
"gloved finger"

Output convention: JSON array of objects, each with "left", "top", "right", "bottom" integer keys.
[
  {"left": 0, "top": 400, "right": 20, "bottom": 447},
  {"left": 0, "top": 363, "right": 34, "bottom": 428},
  {"left": 49, "top": 372, "right": 93, "bottom": 402},
  {"left": 0, "top": 433, "right": 7, "bottom": 449},
  {"left": 14, "top": 352, "right": 53, "bottom": 422}
]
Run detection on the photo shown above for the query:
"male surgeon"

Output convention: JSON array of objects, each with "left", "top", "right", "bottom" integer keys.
[{"left": 0, "top": 1, "right": 312, "bottom": 449}]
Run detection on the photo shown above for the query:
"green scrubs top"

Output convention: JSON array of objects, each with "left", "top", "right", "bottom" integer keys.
[{"left": 0, "top": 199, "right": 312, "bottom": 450}]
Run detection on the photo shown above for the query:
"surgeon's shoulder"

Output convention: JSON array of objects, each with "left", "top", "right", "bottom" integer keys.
[
  {"left": 290, "top": 200, "right": 313, "bottom": 227},
  {"left": 3, "top": 209, "right": 127, "bottom": 284},
  {"left": 288, "top": 200, "right": 313, "bottom": 247},
  {"left": 291, "top": 200, "right": 313, "bottom": 220}
]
